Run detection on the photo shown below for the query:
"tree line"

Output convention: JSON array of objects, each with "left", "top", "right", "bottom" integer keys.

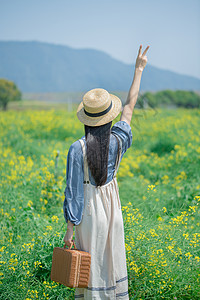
[
  {"left": 0, "top": 78, "right": 199, "bottom": 110},
  {"left": 138, "top": 90, "right": 200, "bottom": 109}
]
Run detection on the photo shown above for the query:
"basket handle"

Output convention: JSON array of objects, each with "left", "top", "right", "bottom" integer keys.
[{"left": 64, "top": 240, "right": 77, "bottom": 250}]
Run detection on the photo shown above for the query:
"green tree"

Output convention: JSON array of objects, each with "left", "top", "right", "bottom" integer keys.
[
  {"left": 0, "top": 78, "right": 22, "bottom": 111},
  {"left": 142, "top": 90, "right": 200, "bottom": 108}
]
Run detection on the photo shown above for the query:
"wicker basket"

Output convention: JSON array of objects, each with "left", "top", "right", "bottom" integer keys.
[{"left": 51, "top": 240, "right": 91, "bottom": 288}]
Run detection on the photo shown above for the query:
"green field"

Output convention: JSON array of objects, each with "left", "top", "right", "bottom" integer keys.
[{"left": 0, "top": 102, "right": 200, "bottom": 299}]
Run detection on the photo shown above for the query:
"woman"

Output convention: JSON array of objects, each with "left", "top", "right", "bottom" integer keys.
[{"left": 63, "top": 44, "right": 150, "bottom": 299}]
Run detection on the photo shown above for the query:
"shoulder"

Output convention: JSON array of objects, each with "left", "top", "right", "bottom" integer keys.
[
  {"left": 111, "top": 120, "right": 132, "bottom": 135},
  {"left": 111, "top": 120, "right": 132, "bottom": 149},
  {"left": 67, "top": 137, "right": 84, "bottom": 164}
]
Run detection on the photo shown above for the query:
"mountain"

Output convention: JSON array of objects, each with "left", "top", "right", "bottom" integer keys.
[{"left": 0, "top": 41, "right": 199, "bottom": 92}]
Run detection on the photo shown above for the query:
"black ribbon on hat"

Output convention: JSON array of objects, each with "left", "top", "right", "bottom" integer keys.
[{"left": 84, "top": 101, "right": 112, "bottom": 117}]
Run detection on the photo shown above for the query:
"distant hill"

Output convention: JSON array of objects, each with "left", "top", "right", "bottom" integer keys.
[{"left": 0, "top": 41, "right": 199, "bottom": 92}]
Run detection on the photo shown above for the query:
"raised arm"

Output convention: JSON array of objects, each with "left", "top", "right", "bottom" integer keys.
[{"left": 120, "top": 44, "right": 150, "bottom": 126}]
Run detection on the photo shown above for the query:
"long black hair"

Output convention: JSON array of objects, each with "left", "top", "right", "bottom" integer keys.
[{"left": 84, "top": 121, "right": 113, "bottom": 187}]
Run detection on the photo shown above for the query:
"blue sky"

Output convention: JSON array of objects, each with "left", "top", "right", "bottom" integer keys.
[{"left": 1, "top": 0, "right": 200, "bottom": 79}]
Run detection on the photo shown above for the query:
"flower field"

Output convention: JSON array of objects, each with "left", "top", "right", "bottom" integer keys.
[{"left": 0, "top": 105, "right": 200, "bottom": 299}]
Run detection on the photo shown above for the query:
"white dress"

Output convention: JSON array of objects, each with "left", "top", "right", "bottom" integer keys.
[{"left": 74, "top": 136, "right": 129, "bottom": 300}]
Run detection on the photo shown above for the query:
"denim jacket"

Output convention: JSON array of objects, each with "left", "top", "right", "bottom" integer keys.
[{"left": 63, "top": 121, "right": 132, "bottom": 225}]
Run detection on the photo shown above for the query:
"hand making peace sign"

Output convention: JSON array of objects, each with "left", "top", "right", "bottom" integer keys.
[{"left": 135, "top": 44, "right": 150, "bottom": 72}]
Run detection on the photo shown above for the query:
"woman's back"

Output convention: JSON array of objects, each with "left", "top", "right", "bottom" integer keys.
[
  {"left": 82, "top": 120, "right": 132, "bottom": 185},
  {"left": 63, "top": 120, "right": 132, "bottom": 226}
]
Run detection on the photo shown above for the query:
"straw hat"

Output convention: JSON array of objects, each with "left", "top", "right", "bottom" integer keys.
[{"left": 77, "top": 88, "right": 122, "bottom": 126}]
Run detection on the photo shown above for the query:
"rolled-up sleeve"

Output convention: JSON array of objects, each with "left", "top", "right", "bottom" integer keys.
[
  {"left": 111, "top": 120, "right": 133, "bottom": 157},
  {"left": 63, "top": 143, "right": 84, "bottom": 226}
]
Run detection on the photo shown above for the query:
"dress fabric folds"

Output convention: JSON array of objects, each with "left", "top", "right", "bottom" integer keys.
[{"left": 74, "top": 136, "right": 129, "bottom": 300}]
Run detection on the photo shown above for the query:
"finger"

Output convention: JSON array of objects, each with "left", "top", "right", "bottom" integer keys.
[
  {"left": 138, "top": 44, "right": 142, "bottom": 56},
  {"left": 142, "top": 45, "right": 150, "bottom": 57}
]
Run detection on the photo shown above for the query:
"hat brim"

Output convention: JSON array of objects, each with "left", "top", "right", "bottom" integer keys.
[{"left": 76, "top": 94, "right": 122, "bottom": 126}]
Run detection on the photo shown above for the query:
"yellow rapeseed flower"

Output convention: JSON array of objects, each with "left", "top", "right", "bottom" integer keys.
[
  {"left": 162, "top": 207, "right": 167, "bottom": 213},
  {"left": 27, "top": 200, "right": 33, "bottom": 208},
  {"left": 51, "top": 215, "right": 59, "bottom": 223}
]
